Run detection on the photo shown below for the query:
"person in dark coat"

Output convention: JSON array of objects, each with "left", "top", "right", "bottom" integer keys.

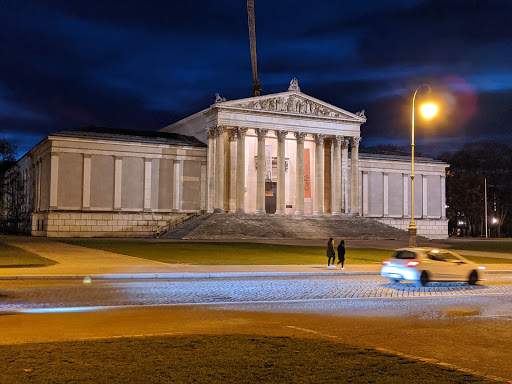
[
  {"left": 326, "top": 238, "right": 336, "bottom": 268},
  {"left": 337, "top": 240, "right": 346, "bottom": 269}
]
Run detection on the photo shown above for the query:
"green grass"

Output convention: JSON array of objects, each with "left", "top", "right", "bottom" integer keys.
[
  {"left": 445, "top": 240, "right": 512, "bottom": 254},
  {"left": 63, "top": 240, "right": 394, "bottom": 265},
  {"left": 0, "top": 335, "right": 496, "bottom": 384},
  {"left": 463, "top": 255, "right": 512, "bottom": 264},
  {"left": 0, "top": 242, "right": 57, "bottom": 268}
]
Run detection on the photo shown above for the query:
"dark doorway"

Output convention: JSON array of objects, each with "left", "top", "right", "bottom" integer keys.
[{"left": 265, "top": 181, "right": 276, "bottom": 214}]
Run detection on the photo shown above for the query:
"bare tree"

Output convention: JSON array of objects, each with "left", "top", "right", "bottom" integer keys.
[{"left": 1, "top": 164, "right": 30, "bottom": 234}]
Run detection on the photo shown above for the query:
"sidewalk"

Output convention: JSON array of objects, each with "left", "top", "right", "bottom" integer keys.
[{"left": 1, "top": 238, "right": 511, "bottom": 280}]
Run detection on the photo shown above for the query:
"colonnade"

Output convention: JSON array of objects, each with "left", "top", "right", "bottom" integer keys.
[{"left": 207, "top": 126, "right": 361, "bottom": 216}]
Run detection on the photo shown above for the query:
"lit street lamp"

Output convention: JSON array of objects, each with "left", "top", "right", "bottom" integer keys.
[{"left": 409, "top": 84, "right": 437, "bottom": 247}]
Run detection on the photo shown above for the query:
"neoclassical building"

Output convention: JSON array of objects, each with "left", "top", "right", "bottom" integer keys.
[
  {"left": 161, "top": 79, "right": 448, "bottom": 238},
  {"left": 11, "top": 79, "right": 448, "bottom": 238}
]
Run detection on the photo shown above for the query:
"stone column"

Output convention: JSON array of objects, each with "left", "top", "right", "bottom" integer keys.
[
  {"left": 341, "top": 139, "right": 349, "bottom": 213},
  {"left": 214, "top": 126, "right": 226, "bottom": 213},
  {"left": 114, "top": 156, "right": 122, "bottom": 210},
  {"left": 332, "top": 136, "right": 342, "bottom": 215},
  {"left": 422, "top": 174, "right": 428, "bottom": 218},
  {"left": 82, "top": 154, "right": 91, "bottom": 209},
  {"left": 235, "top": 127, "right": 248, "bottom": 213},
  {"left": 362, "top": 170, "right": 369, "bottom": 216},
  {"left": 144, "top": 158, "right": 152, "bottom": 212},
  {"left": 207, "top": 128, "right": 216, "bottom": 213},
  {"left": 36, "top": 160, "right": 42, "bottom": 211},
  {"left": 441, "top": 175, "right": 446, "bottom": 219},
  {"left": 383, "top": 172, "right": 389, "bottom": 217},
  {"left": 200, "top": 161, "right": 207, "bottom": 212},
  {"left": 173, "top": 159, "right": 181, "bottom": 211},
  {"left": 255, "top": 128, "right": 268, "bottom": 214},
  {"left": 275, "top": 130, "right": 288, "bottom": 215},
  {"left": 313, "top": 134, "right": 325, "bottom": 216},
  {"left": 49, "top": 152, "right": 59, "bottom": 209},
  {"left": 350, "top": 136, "right": 362, "bottom": 215},
  {"left": 403, "top": 173, "right": 409, "bottom": 218},
  {"left": 294, "top": 132, "right": 306, "bottom": 216},
  {"left": 228, "top": 129, "right": 237, "bottom": 213}
]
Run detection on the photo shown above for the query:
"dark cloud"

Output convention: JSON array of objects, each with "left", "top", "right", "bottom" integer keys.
[{"left": 1, "top": 0, "right": 511, "bottom": 158}]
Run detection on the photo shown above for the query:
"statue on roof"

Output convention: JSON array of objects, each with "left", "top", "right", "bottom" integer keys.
[
  {"left": 288, "top": 77, "right": 300, "bottom": 92},
  {"left": 355, "top": 109, "right": 366, "bottom": 118},
  {"left": 214, "top": 93, "right": 227, "bottom": 103}
]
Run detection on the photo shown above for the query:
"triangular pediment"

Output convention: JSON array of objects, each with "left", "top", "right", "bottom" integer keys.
[{"left": 214, "top": 91, "right": 366, "bottom": 122}]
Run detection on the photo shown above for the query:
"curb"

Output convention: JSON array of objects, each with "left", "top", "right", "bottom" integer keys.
[{"left": 0, "top": 270, "right": 510, "bottom": 280}]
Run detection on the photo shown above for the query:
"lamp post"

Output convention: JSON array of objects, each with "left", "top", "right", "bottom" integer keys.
[{"left": 408, "top": 84, "right": 437, "bottom": 247}]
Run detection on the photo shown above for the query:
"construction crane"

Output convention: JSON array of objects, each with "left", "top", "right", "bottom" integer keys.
[{"left": 247, "top": 0, "right": 262, "bottom": 97}]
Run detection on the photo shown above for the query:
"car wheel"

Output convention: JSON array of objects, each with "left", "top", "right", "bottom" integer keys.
[
  {"left": 418, "top": 271, "right": 429, "bottom": 287},
  {"left": 468, "top": 270, "right": 478, "bottom": 285},
  {"left": 388, "top": 278, "right": 399, "bottom": 284}
]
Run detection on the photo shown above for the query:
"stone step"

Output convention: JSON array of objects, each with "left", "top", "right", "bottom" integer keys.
[
  {"left": 162, "top": 213, "right": 214, "bottom": 239},
  {"left": 183, "top": 213, "right": 413, "bottom": 241}
]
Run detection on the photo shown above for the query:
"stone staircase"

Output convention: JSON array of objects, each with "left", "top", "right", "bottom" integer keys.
[
  {"left": 165, "top": 212, "right": 413, "bottom": 241},
  {"left": 162, "top": 213, "right": 214, "bottom": 239}
]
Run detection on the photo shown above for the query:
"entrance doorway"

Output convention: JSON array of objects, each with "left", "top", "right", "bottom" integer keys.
[{"left": 265, "top": 181, "right": 276, "bottom": 214}]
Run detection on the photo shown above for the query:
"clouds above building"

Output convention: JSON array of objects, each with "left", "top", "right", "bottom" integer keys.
[{"left": 1, "top": 0, "right": 511, "bottom": 156}]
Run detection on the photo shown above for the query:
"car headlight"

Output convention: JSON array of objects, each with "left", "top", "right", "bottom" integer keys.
[{"left": 478, "top": 266, "right": 486, "bottom": 270}]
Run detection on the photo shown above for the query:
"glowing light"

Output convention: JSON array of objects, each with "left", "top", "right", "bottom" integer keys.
[
  {"left": 492, "top": 218, "right": 498, "bottom": 224},
  {"left": 421, "top": 103, "right": 437, "bottom": 118}
]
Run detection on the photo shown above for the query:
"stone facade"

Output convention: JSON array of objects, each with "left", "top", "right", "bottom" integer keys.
[
  {"left": 18, "top": 128, "right": 207, "bottom": 237},
  {"left": 31, "top": 211, "right": 187, "bottom": 238}
]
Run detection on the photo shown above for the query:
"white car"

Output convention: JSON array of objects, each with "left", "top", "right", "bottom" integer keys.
[{"left": 381, "top": 248, "right": 485, "bottom": 286}]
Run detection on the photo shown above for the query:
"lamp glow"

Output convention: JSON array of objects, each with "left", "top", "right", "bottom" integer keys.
[{"left": 421, "top": 103, "right": 437, "bottom": 118}]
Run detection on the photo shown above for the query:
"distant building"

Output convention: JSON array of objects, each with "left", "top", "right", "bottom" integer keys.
[{"left": 12, "top": 80, "right": 448, "bottom": 238}]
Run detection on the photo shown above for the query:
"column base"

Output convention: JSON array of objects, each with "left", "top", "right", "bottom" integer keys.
[
  {"left": 213, "top": 208, "right": 225, "bottom": 213},
  {"left": 331, "top": 211, "right": 342, "bottom": 216},
  {"left": 255, "top": 209, "right": 267, "bottom": 215},
  {"left": 235, "top": 208, "right": 246, "bottom": 214},
  {"left": 275, "top": 210, "right": 286, "bottom": 215},
  {"left": 313, "top": 211, "right": 324, "bottom": 216},
  {"left": 294, "top": 210, "right": 304, "bottom": 216}
]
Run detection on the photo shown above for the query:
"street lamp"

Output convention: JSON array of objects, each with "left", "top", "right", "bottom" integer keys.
[{"left": 409, "top": 84, "right": 437, "bottom": 247}]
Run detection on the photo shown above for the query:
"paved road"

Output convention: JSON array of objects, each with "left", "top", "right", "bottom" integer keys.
[{"left": 2, "top": 274, "right": 512, "bottom": 310}]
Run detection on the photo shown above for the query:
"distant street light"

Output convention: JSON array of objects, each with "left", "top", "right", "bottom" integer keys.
[{"left": 409, "top": 84, "right": 437, "bottom": 247}]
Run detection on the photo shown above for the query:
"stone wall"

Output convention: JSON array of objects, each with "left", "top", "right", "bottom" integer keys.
[
  {"left": 375, "top": 218, "right": 448, "bottom": 240},
  {"left": 31, "top": 211, "right": 188, "bottom": 238}
]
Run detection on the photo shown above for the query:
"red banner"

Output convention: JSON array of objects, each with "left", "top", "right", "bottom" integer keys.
[{"left": 304, "top": 148, "right": 311, "bottom": 198}]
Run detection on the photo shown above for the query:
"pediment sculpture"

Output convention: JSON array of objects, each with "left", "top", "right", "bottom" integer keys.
[{"left": 235, "top": 95, "right": 352, "bottom": 118}]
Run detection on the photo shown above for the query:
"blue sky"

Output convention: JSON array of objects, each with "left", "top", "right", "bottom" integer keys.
[{"left": 1, "top": 0, "right": 511, "bottom": 157}]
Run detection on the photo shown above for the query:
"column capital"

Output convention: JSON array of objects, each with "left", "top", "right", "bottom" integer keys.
[
  {"left": 255, "top": 128, "right": 268, "bottom": 139},
  {"left": 235, "top": 127, "right": 248, "bottom": 139},
  {"left": 314, "top": 133, "right": 326, "bottom": 145},
  {"left": 114, "top": 155, "right": 122, "bottom": 161},
  {"left": 350, "top": 136, "right": 362, "bottom": 148},
  {"left": 50, "top": 152, "right": 59, "bottom": 158},
  {"left": 216, "top": 125, "right": 227, "bottom": 136},
  {"left": 83, "top": 153, "right": 92, "bottom": 159},
  {"left": 294, "top": 132, "right": 307, "bottom": 144},
  {"left": 228, "top": 129, "right": 237, "bottom": 142},
  {"left": 333, "top": 135, "right": 344, "bottom": 147},
  {"left": 275, "top": 130, "right": 288, "bottom": 142},
  {"left": 207, "top": 127, "right": 217, "bottom": 140}
]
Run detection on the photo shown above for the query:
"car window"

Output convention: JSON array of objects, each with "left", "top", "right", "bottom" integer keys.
[
  {"left": 393, "top": 251, "right": 417, "bottom": 259},
  {"left": 427, "top": 251, "right": 446, "bottom": 261},
  {"left": 444, "top": 252, "right": 464, "bottom": 263}
]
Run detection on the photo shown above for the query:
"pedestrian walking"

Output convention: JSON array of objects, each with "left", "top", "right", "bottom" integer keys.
[
  {"left": 327, "top": 238, "right": 336, "bottom": 268},
  {"left": 337, "top": 240, "right": 346, "bottom": 269}
]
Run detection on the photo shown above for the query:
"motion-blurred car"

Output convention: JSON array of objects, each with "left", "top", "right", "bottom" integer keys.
[{"left": 381, "top": 248, "right": 485, "bottom": 286}]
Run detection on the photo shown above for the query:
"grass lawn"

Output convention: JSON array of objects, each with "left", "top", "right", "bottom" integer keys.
[
  {"left": 0, "top": 335, "right": 495, "bottom": 384},
  {"left": 445, "top": 240, "right": 512, "bottom": 254},
  {"left": 0, "top": 242, "right": 57, "bottom": 268},
  {"left": 462, "top": 255, "right": 512, "bottom": 264},
  {"left": 63, "top": 240, "right": 394, "bottom": 265}
]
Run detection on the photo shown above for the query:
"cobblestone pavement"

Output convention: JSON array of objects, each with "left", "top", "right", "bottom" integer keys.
[{"left": 1, "top": 274, "right": 512, "bottom": 310}]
